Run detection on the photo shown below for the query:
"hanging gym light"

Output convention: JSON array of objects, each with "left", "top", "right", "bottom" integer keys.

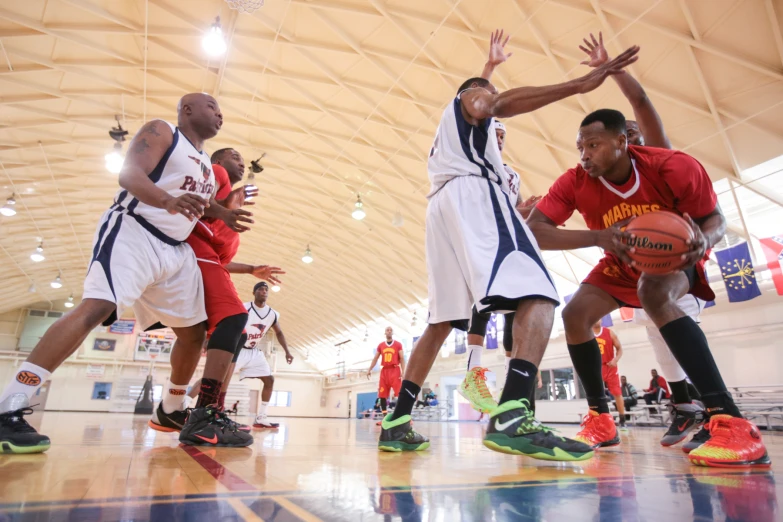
[
  {"left": 271, "top": 285, "right": 281, "bottom": 292},
  {"left": 105, "top": 116, "right": 128, "bottom": 174},
  {"left": 30, "top": 242, "right": 45, "bottom": 263},
  {"left": 301, "top": 245, "right": 313, "bottom": 264},
  {"left": 0, "top": 195, "right": 17, "bottom": 217},
  {"left": 64, "top": 295, "right": 75, "bottom": 308},
  {"left": 50, "top": 273, "right": 63, "bottom": 289},
  {"left": 351, "top": 194, "right": 366, "bottom": 221},
  {"left": 202, "top": 16, "right": 227, "bottom": 57}
]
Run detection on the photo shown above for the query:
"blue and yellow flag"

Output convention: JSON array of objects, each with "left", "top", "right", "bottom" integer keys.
[{"left": 715, "top": 242, "right": 761, "bottom": 302}]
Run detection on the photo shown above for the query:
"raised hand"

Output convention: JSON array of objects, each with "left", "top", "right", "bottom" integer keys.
[
  {"left": 224, "top": 185, "right": 258, "bottom": 210},
  {"left": 250, "top": 264, "right": 285, "bottom": 285},
  {"left": 680, "top": 213, "right": 707, "bottom": 268},
  {"left": 165, "top": 194, "right": 208, "bottom": 221},
  {"left": 516, "top": 195, "right": 542, "bottom": 219},
  {"left": 579, "top": 32, "right": 609, "bottom": 68},
  {"left": 488, "top": 29, "right": 513, "bottom": 67},
  {"left": 577, "top": 45, "right": 639, "bottom": 94},
  {"left": 222, "top": 208, "right": 254, "bottom": 232}
]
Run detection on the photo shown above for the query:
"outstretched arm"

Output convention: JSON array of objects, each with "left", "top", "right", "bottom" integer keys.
[
  {"left": 461, "top": 46, "right": 639, "bottom": 122},
  {"left": 226, "top": 263, "right": 285, "bottom": 285},
  {"left": 480, "top": 29, "right": 513, "bottom": 81},
  {"left": 608, "top": 330, "right": 623, "bottom": 367},
  {"left": 579, "top": 33, "right": 670, "bottom": 149}
]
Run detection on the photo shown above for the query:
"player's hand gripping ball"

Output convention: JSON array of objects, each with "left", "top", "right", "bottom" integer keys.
[{"left": 624, "top": 211, "right": 694, "bottom": 275}]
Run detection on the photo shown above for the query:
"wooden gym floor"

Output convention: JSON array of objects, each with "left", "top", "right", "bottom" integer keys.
[{"left": 0, "top": 412, "right": 780, "bottom": 521}]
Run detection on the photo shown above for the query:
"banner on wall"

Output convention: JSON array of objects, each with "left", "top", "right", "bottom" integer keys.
[
  {"left": 486, "top": 315, "right": 499, "bottom": 349},
  {"left": 715, "top": 242, "right": 762, "bottom": 302},
  {"left": 86, "top": 364, "right": 105, "bottom": 379},
  {"left": 109, "top": 319, "right": 136, "bottom": 334},
  {"left": 454, "top": 331, "right": 466, "bottom": 354},
  {"left": 760, "top": 236, "right": 783, "bottom": 295},
  {"left": 92, "top": 338, "right": 116, "bottom": 352}
]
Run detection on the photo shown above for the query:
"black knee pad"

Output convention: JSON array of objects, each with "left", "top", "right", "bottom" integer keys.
[
  {"left": 207, "top": 313, "right": 248, "bottom": 354},
  {"left": 503, "top": 311, "right": 515, "bottom": 353},
  {"left": 232, "top": 333, "right": 248, "bottom": 363},
  {"left": 468, "top": 306, "right": 491, "bottom": 337}
]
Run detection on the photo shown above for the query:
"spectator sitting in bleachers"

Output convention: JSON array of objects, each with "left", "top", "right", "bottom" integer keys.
[
  {"left": 621, "top": 375, "right": 639, "bottom": 412},
  {"left": 643, "top": 369, "right": 670, "bottom": 413},
  {"left": 415, "top": 390, "right": 437, "bottom": 408}
]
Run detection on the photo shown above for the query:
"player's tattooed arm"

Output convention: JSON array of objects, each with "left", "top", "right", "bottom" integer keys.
[
  {"left": 681, "top": 205, "right": 726, "bottom": 268},
  {"left": 579, "top": 33, "right": 670, "bottom": 149},
  {"left": 119, "top": 120, "right": 208, "bottom": 219},
  {"left": 480, "top": 29, "right": 513, "bottom": 81}
]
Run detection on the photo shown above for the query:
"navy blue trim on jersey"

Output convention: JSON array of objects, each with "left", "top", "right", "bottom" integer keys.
[
  {"left": 452, "top": 98, "right": 500, "bottom": 183},
  {"left": 114, "top": 190, "right": 128, "bottom": 207},
  {"left": 148, "top": 128, "right": 179, "bottom": 183},
  {"left": 91, "top": 212, "right": 114, "bottom": 262},
  {"left": 484, "top": 178, "right": 518, "bottom": 293},
  {"left": 177, "top": 127, "right": 202, "bottom": 154},
  {"left": 92, "top": 213, "right": 124, "bottom": 302},
  {"left": 125, "top": 210, "right": 181, "bottom": 246},
  {"left": 501, "top": 190, "right": 555, "bottom": 288},
  {"left": 249, "top": 303, "right": 274, "bottom": 321}
]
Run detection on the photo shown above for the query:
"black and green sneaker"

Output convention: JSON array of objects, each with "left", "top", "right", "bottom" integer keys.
[
  {"left": 378, "top": 414, "right": 430, "bottom": 452},
  {"left": 483, "top": 400, "right": 594, "bottom": 462}
]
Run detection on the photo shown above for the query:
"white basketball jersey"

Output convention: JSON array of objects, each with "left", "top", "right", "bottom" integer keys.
[
  {"left": 112, "top": 121, "right": 216, "bottom": 243},
  {"left": 244, "top": 302, "right": 279, "bottom": 349},
  {"left": 504, "top": 165, "right": 521, "bottom": 202},
  {"left": 427, "top": 94, "right": 508, "bottom": 198}
]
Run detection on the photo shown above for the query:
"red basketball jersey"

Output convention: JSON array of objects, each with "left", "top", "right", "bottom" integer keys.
[
  {"left": 188, "top": 164, "right": 240, "bottom": 265},
  {"left": 537, "top": 146, "right": 717, "bottom": 301},
  {"left": 377, "top": 340, "right": 402, "bottom": 367},
  {"left": 595, "top": 327, "right": 615, "bottom": 365}
]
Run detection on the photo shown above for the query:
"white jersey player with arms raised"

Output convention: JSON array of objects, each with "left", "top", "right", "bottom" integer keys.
[
  {"left": 223, "top": 281, "right": 294, "bottom": 429},
  {"left": 0, "top": 93, "right": 251, "bottom": 454},
  {"left": 377, "top": 33, "right": 639, "bottom": 464}
]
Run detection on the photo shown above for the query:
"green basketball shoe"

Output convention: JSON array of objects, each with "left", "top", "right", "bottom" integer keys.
[
  {"left": 378, "top": 414, "right": 430, "bottom": 452},
  {"left": 458, "top": 367, "right": 498, "bottom": 414}
]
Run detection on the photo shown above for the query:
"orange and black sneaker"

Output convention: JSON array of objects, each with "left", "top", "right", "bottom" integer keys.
[
  {"left": 574, "top": 410, "right": 620, "bottom": 449},
  {"left": 179, "top": 406, "right": 253, "bottom": 447},
  {"left": 688, "top": 415, "right": 771, "bottom": 468}
]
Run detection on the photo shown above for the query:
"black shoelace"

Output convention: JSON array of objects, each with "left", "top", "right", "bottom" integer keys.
[{"left": 0, "top": 408, "right": 37, "bottom": 433}]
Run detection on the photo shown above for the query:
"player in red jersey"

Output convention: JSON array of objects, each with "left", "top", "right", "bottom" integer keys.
[
  {"left": 527, "top": 108, "right": 770, "bottom": 467},
  {"left": 579, "top": 32, "right": 707, "bottom": 449},
  {"left": 367, "top": 327, "right": 406, "bottom": 417},
  {"left": 150, "top": 148, "right": 284, "bottom": 447},
  {"left": 592, "top": 322, "right": 625, "bottom": 429}
]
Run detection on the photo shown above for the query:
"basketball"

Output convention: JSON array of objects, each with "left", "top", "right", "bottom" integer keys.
[{"left": 625, "top": 211, "right": 693, "bottom": 274}]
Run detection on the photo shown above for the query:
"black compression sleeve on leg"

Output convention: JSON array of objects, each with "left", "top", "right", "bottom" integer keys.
[
  {"left": 668, "top": 379, "right": 691, "bottom": 404},
  {"left": 390, "top": 381, "right": 420, "bottom": 421},
  {"left": 567, "top": 339, "right": 609, "bottom": 414},
  {"left": 207, "top": 313, "right": 248, "bottom": 354},
  {"left": 468, "top": 306, "right": 491, "bottom": 336},
  {"left": 232, "top": 333, "right": 248, "bottom": 363},
  {"left": 502, "top": 312, "right": 515, "bottom": 353},
  {"left": 379, "top": 398, "right": 387, "bottom": 412},
  {"left": 658, "top": 317, "right": 741, "bottom": 417}
]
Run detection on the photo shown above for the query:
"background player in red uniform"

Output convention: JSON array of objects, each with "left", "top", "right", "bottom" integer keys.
[
  {"left": 579, "top": 31, "right": 707, "bottom": 449},
  {"left": 527, "top": 108, "right": 769, "bottom": 467},
  {"left": 592, "top": 322, "right": 625, "bottom": 430},
  {"left": 367, "top": 327, "right": 406, "bottom": 417},
  {"left": 151, "top": 148, "right": 283, "bottom": 446}
]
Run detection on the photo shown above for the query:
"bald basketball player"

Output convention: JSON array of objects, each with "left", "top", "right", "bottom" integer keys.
[{"left": 0, "top": 93, "right": 251, "bottom": 453}]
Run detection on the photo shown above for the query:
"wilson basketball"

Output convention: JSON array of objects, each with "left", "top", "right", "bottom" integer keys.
[{"left": 625, "top": 211, "right": 693, "bottom": 274}]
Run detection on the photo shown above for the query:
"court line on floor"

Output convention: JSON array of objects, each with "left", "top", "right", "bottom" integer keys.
[
  {"left": 180, "top": 444, "right": 258, "bottom": 492},
  {"left": 226, "top": 498, "right": 266, "bottom": 522}
]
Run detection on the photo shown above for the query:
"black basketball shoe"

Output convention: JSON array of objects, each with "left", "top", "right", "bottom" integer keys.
[
  {"left": 378, "top": 415, "right": 429, "bottom": 452},
  {"left": 148, "top": 403, "right": 188, "bottom": 433},
  {"left": 179, "top": 407, "right": 253, "bottom": 447},
  {"left": 0, "top": 394, "right": 50, "bottom": 454},
  {"left": 660, "top": 402, "right": 705, "bottom": 447}
]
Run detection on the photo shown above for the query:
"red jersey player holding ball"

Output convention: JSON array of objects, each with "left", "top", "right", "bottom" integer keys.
[
  {"left": 527, "top": 109, "right": 769, "bottom": 468},
  {"left": 592, "top": 322, "right": 625, "bottom": 429},
  {"left": 367, "top": 327, "right": 406, "bottom": 416}
]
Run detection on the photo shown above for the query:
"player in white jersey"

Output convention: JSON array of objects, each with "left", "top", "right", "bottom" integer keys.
[
  {"left": 378, "top": 29, "right": 639, "bottom": 460},
  {"left": 224, "top": 282, "right": 293, "bottom": 429},
  {"left": 0, "top": 93, "right": 252, "bottom": 453},
  {"left": 578, "top": 32, "right": 707, "bottom": 450}
]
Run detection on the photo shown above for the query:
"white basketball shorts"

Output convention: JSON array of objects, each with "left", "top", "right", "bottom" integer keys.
[
  {"left": 236, "top": 347, "right": 272, "bottom": 379},
  {"left": 425, "top": 176, "right": 559, "bottom": 326},
  {"left": 82, "top": 209, "right": 206, "bottom": 330}
]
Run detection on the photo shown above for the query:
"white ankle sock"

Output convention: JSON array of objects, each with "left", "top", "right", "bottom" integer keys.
[
  {"left": 161, "top": 379, "right": 188, "bottom": 414},
  {"left": 258, "top": 401, "right": 269, "bottom": 418},
  {"left": 0, "top": 362, "right": 51, "bottom": 412},
  {"left": 503, "top": 357, "right": 510, "bottom": 381},
  {"left": 467, "top": 345, "right": 483, "bottom": 371}
]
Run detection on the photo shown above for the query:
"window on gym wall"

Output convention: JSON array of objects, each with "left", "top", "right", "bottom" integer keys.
[
  {"left": 270, "top": 391, "right": 291, "bottom": 407},
  {"left": 538, "top": 368, "right": 583, "bottom": 401},
  {"left": 92, "top": 382, "right": 112, "bottom": 400},
  {"left": 536, "top": 370, "right": 553, "bottom": 401}
]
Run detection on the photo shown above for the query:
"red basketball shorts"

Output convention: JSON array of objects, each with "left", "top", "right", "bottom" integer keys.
[
  {"left": 602, "top": 365, "right": 621, "bottom": 397},
  {"left": 187, "top": 234, "right": 246, "bottom": 333},
  {"left": 378, "top": 366, "right": 402, "bottom": 399}
]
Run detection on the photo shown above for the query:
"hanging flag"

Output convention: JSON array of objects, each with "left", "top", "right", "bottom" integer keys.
[
  {"left": 563, "top": 293, "right": 614, "bottom": 326},
  {"left": 486, "top": 315, "right": 499, "bottom": 349},
  {"left": 759, "top": 236, "right": 783, "bottom": 295},
  {"left": 454, "top": 331, "right": 467, "bottom": 354},
  {"left": 715, "top": 242, "right": 762, "bottom": 302},
  {"left": 704, "top": 300, "right": 716, "bottom": 309},
  {"left": 619, "top": 307, "right": 635, "bottom": 322}
]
